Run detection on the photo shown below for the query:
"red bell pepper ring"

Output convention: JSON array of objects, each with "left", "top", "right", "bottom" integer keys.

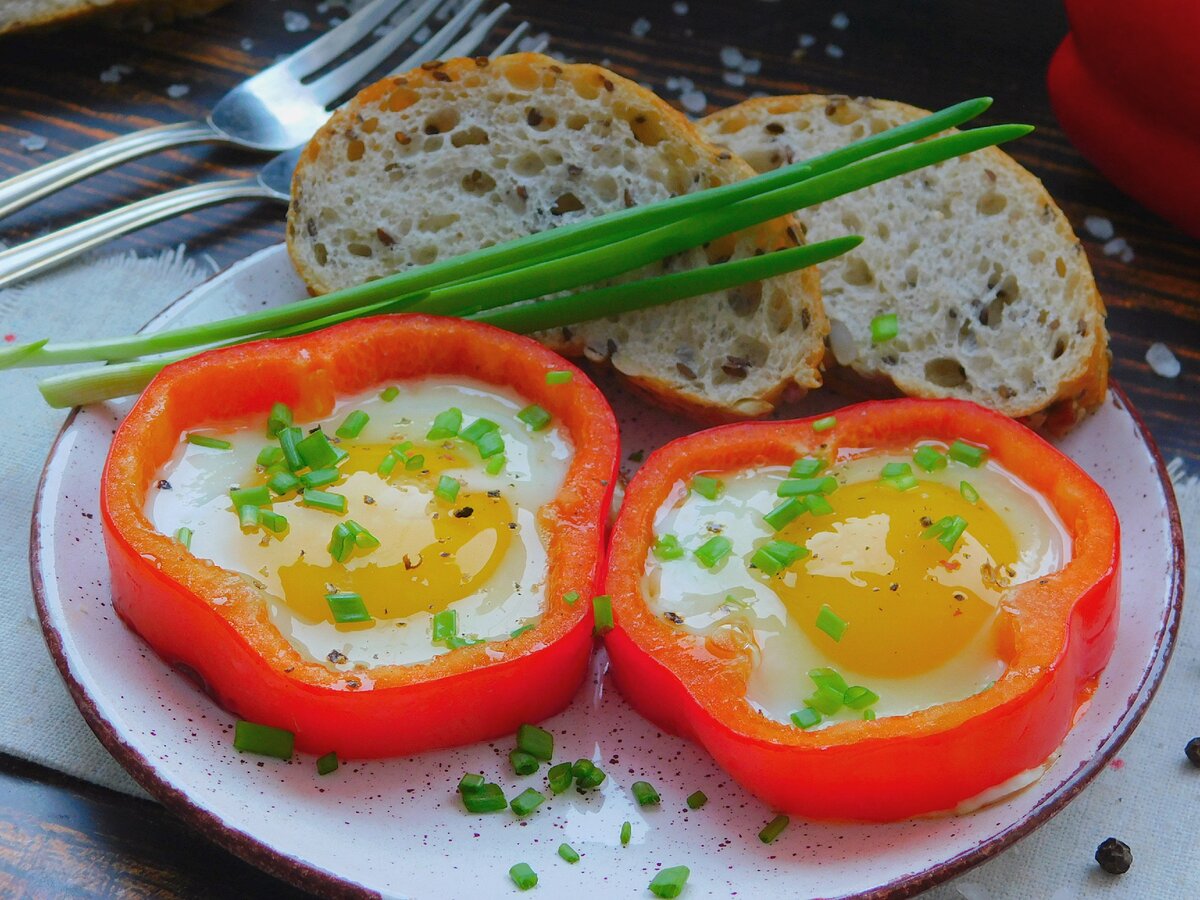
[
  {"left": 604, "top": 399, "right": 1120, "bottom": 821},
  {"left": 102, "top": 315, "right": 618, "bottom": 758},
  {"left": 1048, "top": 0, "right": 1200, "bottom": 238}
]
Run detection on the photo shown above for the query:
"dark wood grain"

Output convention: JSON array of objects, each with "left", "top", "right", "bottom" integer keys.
[{"left": 0, "top": 1, "right": 1196, "bottom": 896}]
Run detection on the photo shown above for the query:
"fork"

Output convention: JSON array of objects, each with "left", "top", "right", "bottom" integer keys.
[
  {"left": 0, "top": 0, "right": 449, "bottom": 222},
  {"left": 0, "top": 4, "right": 538, "bottom": 290}
]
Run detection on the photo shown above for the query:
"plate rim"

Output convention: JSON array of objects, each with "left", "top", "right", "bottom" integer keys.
[{"left": 28, "top": 243, "right": 1187, "bottom": 900}]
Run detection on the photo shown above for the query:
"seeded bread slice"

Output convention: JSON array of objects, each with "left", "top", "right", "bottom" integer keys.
[
  {"left": 287, "top": 53, "right": 827, "bottom": 421},
  {"left": 700, "top": 95, "right": 1109, "bottom": 433},
  {"left": 0, "top": 0, "right": 229, "bottom": 35}
]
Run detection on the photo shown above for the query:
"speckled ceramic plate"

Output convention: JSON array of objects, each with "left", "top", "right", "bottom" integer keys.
[{"left": 31, "top": 244, "right": 1183, "bottom": 899}]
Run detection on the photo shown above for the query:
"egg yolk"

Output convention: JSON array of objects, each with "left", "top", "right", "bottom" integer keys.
[
  {"left": 237, "top": 440, "right": 514, "bottom": 630},
  {"left": 764, "top": 479, "right": 1016, "bottom": 679}
]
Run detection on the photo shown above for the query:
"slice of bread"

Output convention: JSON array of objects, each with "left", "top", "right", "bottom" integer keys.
[
  {"left": 700, "top": 95, "right": 1109, "bottom": 433},
  {"left": 0, "top": 0, "right": 228, "bottom": 35},
  {"left": 287, "top": 53, "right": 827, "bottom": 421}
]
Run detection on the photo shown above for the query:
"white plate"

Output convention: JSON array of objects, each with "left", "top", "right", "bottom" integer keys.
[{"left": 31, "top": 244, "right": 1184, "bottom": 899}]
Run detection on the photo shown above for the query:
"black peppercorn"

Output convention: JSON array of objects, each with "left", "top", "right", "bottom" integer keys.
[
  {"left": 1095, "top": 837, "right": 1132, "bottom": 874},
  {"left": 1186, "top": 737, "right": 1200, "bottom": 767}
]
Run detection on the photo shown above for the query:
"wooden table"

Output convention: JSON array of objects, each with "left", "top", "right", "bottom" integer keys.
[{"left": 0, "top": 1, "right": 1195, "bottom": 896}]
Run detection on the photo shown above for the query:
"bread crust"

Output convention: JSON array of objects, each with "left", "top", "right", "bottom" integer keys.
[
  {"left": 288, "top": 53, "right": 828, "bottom": 422},
  {"left": 0, "top": 0, "right": 230, "bottom": 35},
  {"left": 701, "top": 94, "right": 1109, "bottom": 434}
]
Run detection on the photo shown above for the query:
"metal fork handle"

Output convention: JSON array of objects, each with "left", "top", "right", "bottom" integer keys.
[
  {"left": 0, "top": 120, "right": 229, "bottom": 222},
  {"left": 0, "top": 177, "right": 285, "bottom": 291}
]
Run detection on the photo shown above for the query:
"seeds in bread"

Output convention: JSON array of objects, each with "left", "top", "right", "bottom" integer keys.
[
  {"left": 700, "top": 95, "right": 1109, "bottom": 432},
  {"left": 287, "top": 54, "right": 827, "bottom": 421}
]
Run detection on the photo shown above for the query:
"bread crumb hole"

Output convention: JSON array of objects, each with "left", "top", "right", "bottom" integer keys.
[
  {"left": 419, "top": 213, "right": 460, "bottom": 233},
  {"left": 422, "top": 135, "right": 444, "bottom": 152},
  {"left": 628, "top": 114, "right": 667, "bottom": 146},
  {"left": 513, "top": 152, "right": 544, "bottom": 176},
  {"left": 876, "top": 222, "right": 891, "bottom": 240},
  {"left": 347, "top": 242, "right": 373, "bottom": 258},
  {"left": 977, "top": 192, "right": 1007, "bottom": 216},
  {"left": 413, "top": 245, "right": 438, "bottom": 265},
  {"left": 450, "top": 126, "right": 490, "bottom": 147},
  {"left": 424, "top": 109, "right": 459, "bottom": 135},
  {"left": 842, "top": 256, "right": 874, "bottom": 286},
  {"left": 461, "top": 169, "right": 496, "bottom": 194},
  {"left": 593, "top": 175, "right": 619, "bottom": 203},
  {"left": 566, "top": 114, "right": 588, "bottom": 130},
  {"left": 313, "top": 243, "right": 328, "bottom": 266},
  {"left": 1052, "top": 337, "right": 1067, "bottom": 359},
  {"left": 1029, "top": 249, "right": 1046, "bottom": 265},
  {"left": 1055, "top": 256, "right": 1067, "bottom": 277},
  {"left": 346, "top": 139, "right": 365, "bottom": 162},
  {"left": 925, "top": 357, "right": 968, "bottom": 388},
  {"left": 825, "top": 100, "right": 861, "bottom": 125},
  {"left": 551, "top": 193, "right": 585, "bottom": 215},
  {"left": 726, "top": 282, "right": 762, "bottom": 317}
]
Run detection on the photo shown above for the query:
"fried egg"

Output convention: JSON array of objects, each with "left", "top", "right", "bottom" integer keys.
[
  {"left": 642, "top": 445, "right": 1070, "bottom": 727},
  {"left": 147, "top": 377, "right": 572, "bottom": 672}
]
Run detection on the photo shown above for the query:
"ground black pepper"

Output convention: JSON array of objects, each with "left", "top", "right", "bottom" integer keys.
[{"left": 1095, "top": 837, "right": 1132, "bottom": 874}]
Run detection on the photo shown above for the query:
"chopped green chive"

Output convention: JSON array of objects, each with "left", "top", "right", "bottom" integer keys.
[
  {"left": 174, "top": 526, "right": 192, "bottom": 549},
  {"left": 961, "top": 480, "right": 980, "bottom": 504},
  {"left": 485, "top": 454, "right": 506, "bottom": 475},
  {"left": 328, "top": 522, "right": 352, "bottom": 563},
  {"left": 510, "top": 624, "right": 535, "bottom": 638},
  {"left": 426, "top": 407, "right": 463, "bottom": 440},
  {"left": 546, "top": 370, "right": 573, "bottom": 385},
  {"left": 475, "top": 430, "right": 505, "bottom": 459},
  {"left": 187, "top": 433, "right": 231, "bottom": 450},
  {"left": 763, "top": 497, "right": 804, "bottom": 531},
  {"left": 812, "top": 415, "right": 837, "bottom": 432},
  {"left": 563, "top": 590, "right": 580, "bottom": 605},
  {"left": 510, "top": 788, "right": 545, "bottom": 817},
  {"left": 238, "top": 505, "right": 261, "bottom": 531},
  {"left": 804, "top": 494, "right": 834, "bottom": 516},
  {"left": 881, "top": 462, "right": 912, "bottom": 478},
  {"left": 510, "top": 749, "right": 539, "bottom": 776},
  {"left": 922, "top": 515, "right": 969, "bottom": 552},
  {"left": 686, "top": 790, "right": 708, "bottom": 810},
  {"left": 432, "top": 609, "right": 458, "bottom": 643},
  {"left": 593, "top": 595, "right": 614, "bottom": 634},
  {"left": 649, "top": 866, "right": 690, "bottom": 899},
  {"left": 948, "top": 438, "right": 988, "bottom": 467},
  {"left": 694, "top": 535, "right": 732, "bottom": 568},
  {"left": 278, "top": 426, "right": 304, "bottom": 471},
  {"left": 547, "top": 762, "right": 574, "bottom": 794},
  {"left": 690, "top": 474, "right": 723, "bottom": 500},
  {"left": 517, "top": 404, "right": 552, "bottom": 431},
  {"left": 257, "top": 446, "right": 284, "bottom": 467},
  {"left": 268, "top": 471, "right": 301, "bottom": 496},
  {"left": 460, "top": 417, "right": 499, "bottom": 445},
  {"left": 843, "top": 686, "right": 880, "bottom": 710},
  {"left": 266, "top": 402, "right": 293, "bottom": 437},
  {"left": 759, "top": 814, "right": 789, "bottom": 844},
  {"left": 517, "top": 723, "right": 554, "bottom": 761},
  {"left": 230, "top": 485, "right": 270, "bottom": 509},
  {"left": 863, "top": 708, "right": 877, "bottom": 721},
  {"left": 458, "top": 772, "right": 486, "bottom": 793},
  {"left": 405, "top": 452, "right": 426, "bottom": 471},
  {"left": 344, "top": 519, "right": 379, "bottom": 550},
  {"left": 391, "top": 441, "right": 414, "bottom": 457},
  {"left": 777, "top": 476, "right": 837, "bottom": 497},
  {"left": 377, "top": 453, "right": 398, "bottom": 477},
  {"left": 316, "top": 751, "right": 339, "bottom": 776},
  {"left": 301, "top": 490, "right": 347, "bottom": 514},
  {"left": 259, "top": 510, "right": 288, "bottom": 534},
  {"left": 870, "top": 312, "right": 899, "bottom": 344},
  {"left": 557, "top": 843, "right": 580, "bottom": 863},
  {"left": 913, "top": 445, "right": 947, "bottom": 471},
  {"left": 751, "top": 540, "right": 809, "bottom": 576},
  {"left": 620, "top": 821, "right": 632, "bottom": 845},
  {"left": 295, "top": 429, "right": 340, "bottom": 470},
  {"left": 808, "top": 667, "right": 849, "bottom": 694},
  {"left": 804, "top": 684, "right": 845, "bottom": 716},
  {"left": 434, "top": 475, "right": 460, "bottom": 503},
  {"left": 326, "top": 591, "right": 371, "bottom": 624},
  {"left": 883, "top": 473, "right": 919, "bottom": 492},
  {"left": 816, "top": 604, "right": 848, "bottom": 641},
  {"left": 380, "top": 385, "right": 399, "bottom": 402},
  {"left": 632, "top": 781, "right": 661, "bottom": 806},
  {"left": 462, "top": 782, "right": 507, "bottom": 813},
  {"left": 233, "top": 720, "right": 294, "bottom": 759},
  {"left": 791, "top": 707, "right": 821, "bottom": 729},
  {"left": 336, "top": 410, "right": 369, "bottom": 440},
  {"left": 300, "top": 467, "right": 340, "bottom": 489},
  {"left": 509, "top": 863, "right": 538, "bottom": 890},
  {"left": 571, "top": 758, "right": 606, "bottom": 789},
  {"left": 653, "top": 534, "right": 685, "bottom": 560},
  {"left": 789, "top": 457, "right": 825, "bottom": 478}
]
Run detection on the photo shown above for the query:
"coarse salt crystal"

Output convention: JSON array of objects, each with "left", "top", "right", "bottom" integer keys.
[
  {"left": 328, "top": 16, "right": 343, "bottom": 26},
  {"left": 826, "top": 43, "right": 844, "bottom": 58},
  {"left": 167, "top": 84, "right": 191, "bottom": 99},
  {"left": 518, "top": 31, "right": 550, "bottom": 52},
  {"left": 666, "top": 76, "right": 681, "bottom": 91},
  {"left": 676, "top": 76, "right": 694, "bottom": 93},
  {"left": 631, "top": 17, "right": 651, "bottom": 37},
  {"left": 1102, "top": 237, "right": 1128, "bottom": 256},
  {"left": 1084, "top": 215, "right": 1114, "bottom": 240},
  {"left": 831, "top": 12, "right": 849, "bottom": 29},
  {"left": 740, "top": 57, "right": 762, "bottom": 75},
  {"left": 722, "top": 71, "right": 746, "bottom": 87},
  {"left": 283, "top": 10, "right": 310, "bottom": 33},
  {"left": 19, "top": 135, "right": 47, "bottom": 152},
  {"left": 672, "top": 1, "right": 689, "bottom": 14},
  {"left": 798, "top": 33, "right": 816, "bottom": 48},
  {"left": 720, "top": 46, "right": 744, "bottom": 68},
  {"left": 240, "top": 37, "right": 254, "bottom": 51},
  {"left": 679, "top": 89, "right": 707, "bottom": 114},
  {"left": 99, "top": 64, "right": 133, "bottom": 84},
  {"left": 1146, "top": 342, "right": 1180, "bottom": 378}
]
